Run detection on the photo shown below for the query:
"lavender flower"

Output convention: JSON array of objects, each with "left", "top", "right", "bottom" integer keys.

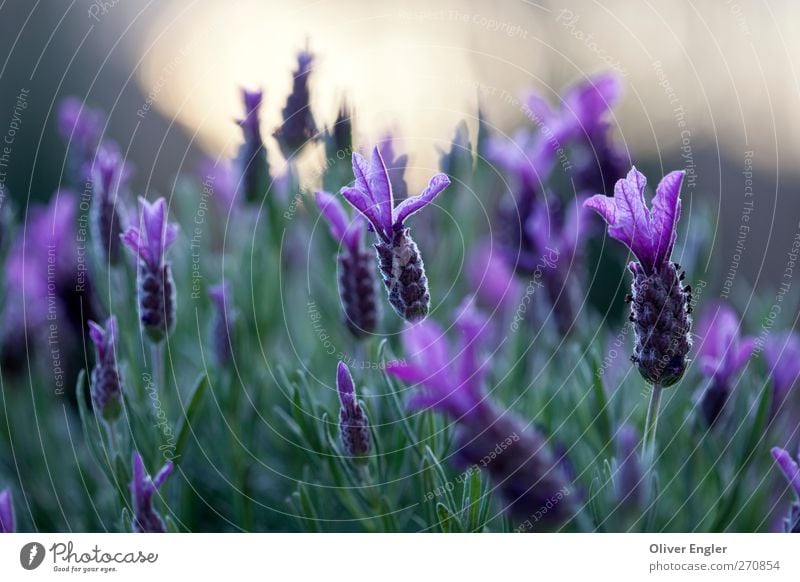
[
  {"left": 208, "top": 283, "right": 234, "bottom": 367},
  {"left": 770, "top": 447, "right": 800, "bottom": 533},
  {"left": 90, "top": 143, "right": 130, "bottom": 265},
  {"left": 0, "top": 488, "right": 14, "bottom": 533},
  {"left": 57, "top": 97, "right": 105, "bottom": 183},
  {"left": 695, "top": 303, "right": 754, "bottom": 426},
  {"left": 764, "top": 332, "right": 800, "bottom": 416},
  {"left": 198, "top": 157, "right": 237, "bottom": 214},
  {"left": 235, "top": 89, "right": 271, "bottom": 204},
  {"left": 88, "top": 316, "right": 123, "bottom": 422},
  {"left": 340, "top": 148, "right": 450, "bottom": 321},
  {"left": 336, "top": 362, "right": 371, "bottom": 464},
  {"left": 526, "top": 72, "right": 625, "bottom": 193},
  {"left": 130, "top": 451, "right": 173, "bottom": 533},
  {"left": 120, "top": 198, "right": 178, "bottom": 343},
  {"left": 585, "top": 167, "right": 692, "bottom": 386},
  {"left": 385, "top": 304, "right": 574, "bottom": 526},
  {"left": 274, "top": 50, "right": 318, "bottom": 158},
  {"left": 315, "top": 190, "right": 379, "bottom": 337}
]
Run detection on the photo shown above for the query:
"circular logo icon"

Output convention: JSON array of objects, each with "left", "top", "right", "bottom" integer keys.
[{"left": 20, "top": 542, "right": 46, "bottom": 570}]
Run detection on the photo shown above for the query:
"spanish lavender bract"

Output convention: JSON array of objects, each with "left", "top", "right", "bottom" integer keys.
[
  {"left": 235, "top": 89, "right": 271, "bottom": 204},
  {"left": 585, "top": 167, "right": 692, "bottom": 387},
  {"left": 130, "top": 451, "right": 173, "bottom": 533},
  {"left": 57, "top": 97, "right": 105, "bottom": 184},
  {"left": 316, "top": 190, "right": 378, "bottom": 337},
  {"left": 88, "top": 316, "right": 123, "bottom": 423},
  {"left": 0, "top": 487, "right": 14, "bottom": 533},
  {"left": 208, "top": 283, "right": 234, "bottom": 367},
  {"left": 90, "top": 144, "right": 129, "bottom": 265},
  {"left": 120, "top": 197, "right": 178, "bottom": 343},
  {"left": 336, "top": 361, "right": 371, "bottom": 464},
  {"left": 695, "top": 303, "right": 754, "bottom": 426},
  {"left": 386, "top": 303, "right": 574, "bottom": 526},
  {"left": 763, "top": 332, "right": 800, "bottom": 417},
  {"left": 340, "top": 148, "right": 450, "bottom": 321}
]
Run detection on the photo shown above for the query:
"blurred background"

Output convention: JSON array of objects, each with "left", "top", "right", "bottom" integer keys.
[{"left": 1, "top": 0, "right": 798, "bottom": 293}]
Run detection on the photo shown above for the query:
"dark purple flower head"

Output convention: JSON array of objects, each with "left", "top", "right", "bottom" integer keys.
[
  {"left": 341, "top": 147, "right": 450, "bottom": 244},
  {"left": 208, "top": 283, "right": 234, "bottom": 367},
  {"left": 0, "top": 487, "right": 14, "bottom": 533},
  {"left": 274, "top": 50, "right": 318, "bottom": 158},
  {"left": 316, "top": 190, "right": 378, "bottom": 337},
  {"left": 764, "top": 332, "right": 800, "bottom": 411},
  {"left": 120, "top": 198, "right": 178, "bottom": 342},
  {"left": 235, "top": 88, "right": 271, "bottom": 204},
  {"left": 586, "top": 167, "right": 692, "bottom": 386},
  {"left": 121, "top": 198, "right": 178, "bottom": 273},
  {"left": 771, "top": 446, "right": 800, "bottom": 532},
  {"left": 585, "top": 166, "right": 684, "bottom": 274},
  {"left": 130, "top": 451, "right": 173, "bottom": 533},
  {"left": 88, "top": 316, "right": 123, "bottom": 422},
  {"left": 90, "top": 143, "right": 130, "bottom": 265},
  {"left": 336, "top": 362, "right": 371, "bottom": 464}
]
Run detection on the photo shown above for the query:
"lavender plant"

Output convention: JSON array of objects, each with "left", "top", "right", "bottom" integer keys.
[{"left": 0, "top": 488, "right": 14, "bottom": 533}]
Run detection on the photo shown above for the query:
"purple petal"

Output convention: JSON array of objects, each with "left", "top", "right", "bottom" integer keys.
[
  {"left": 608, "top": 167, "right": 655, "bottom": 269},
  {"left": 315, "top": 190, "right": 349, "bottom": 244},
  {"left": 120, "top": 228, "right": 150, "bottom": 265},
  {"left": 771, "top": 447, "right": 800, "bottom": 497},
  {"left": 368, "top": 147, "right": 393, "bottom": 232},
  {"left": 584, "top": 194, "right": 617, "bottom": 225},
  {"left": 340, "top": 186, "right": 384, "bottom": 238},
  {"left": 336, "top": 361, "right": 355, "bottom": 399},
  {"left": 651, "top": 170, "right": 684, "bottom": 266},
  {"left": 565, "top": 72, "right": 623, "bottom": 133},
  {"left": 351, "top": 152, "right": 370, "bottom": 194},
  {"left": 402, "top": 319, "right": 450, "bottom": 376},
  {"left": 393, "top": 173, "right": 450, "bottom": 227},
  {"left": 0, "top": 488, "right": 14, "bottom": 533},
  {"left": 153, "top": 461, "right": 174, "bottom": 489},
  {"left": 88, "top": 320, "right": 106, "bottom": 351},
  {"left": 384, "top": 362, "right": 429, "bottom": 386}
]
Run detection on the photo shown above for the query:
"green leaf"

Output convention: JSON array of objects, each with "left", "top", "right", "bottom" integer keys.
[
  {"left": 436, "top": 502, "right": 460, "bottom": 533},
  {"left": 173, "top": 373, "right": 209, "bottom": 461}
]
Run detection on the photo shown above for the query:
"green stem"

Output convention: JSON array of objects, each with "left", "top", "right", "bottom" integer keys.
[{"left": 642, "top": 383, "right": 663, "bottom": 465}]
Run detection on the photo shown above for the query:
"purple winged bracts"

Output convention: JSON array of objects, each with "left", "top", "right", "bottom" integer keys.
[{"left": 130, "top": 451, "right": 173, "bottom": 533}]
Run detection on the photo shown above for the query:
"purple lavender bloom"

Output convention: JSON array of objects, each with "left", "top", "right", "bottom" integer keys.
[
  {"left": 129, "top": 451, "right": 173, "bottom": 533},
  {"left": 274, "top": 50, "right": 318, "bottom": 159},
  {"left": 764, "top": 332, "right": 800, "bottom": 416},
  {"left": 198, "top": 157, "right": 237, "bottom": 215},
  {"left": 585, "top": 167, "right": 692, "bottom": 386},
  {"left": 57, "top": 97, "right": 105, "bottom": 182},
  {"left": 695, "top": 303, "right": 754, "bottom": 426},
  {"left": 208, "top": 283, "right": 234, "bottom": 367},
  {"left": 336, "top": 362, "right": 371, "bottom": 464},
  {"left": 90, "top": 143, "right": 130, "bottom": 265},
  {"left": 526, "top": 72, "right": 625, "bottom": 193},
  {"left": 315, "top": 190, "right": 378, "bottom": 337},
  {"left": 0, "top": 488, "right": 14, "bottom": 533},
  {"left": 88, "top": 316, "right": 123, "bottom": 422},
  {"left": 340, "top": 148, "right": 450, "bottom": 321},
  {"left": 235, "top": 89, "right": 271, "bottom": 204},
  {"left": 771, "top": 447, "right": 800, "bottom": 532},
  {"left": 385, "top": 304, "right": 574, "bottom": 527},
  {"left": 120, "top": 197, "right": 178, "bottom": 343}
]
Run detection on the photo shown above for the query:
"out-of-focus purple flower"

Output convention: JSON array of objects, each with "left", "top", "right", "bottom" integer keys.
[
  {"left": 341, "top": 148, "right": 450, "bottom": 321},
  {"left": 585, "top": 167, "right": 692, "bottom": 386},
  {"left": 315, "top": 191, "right": 378, "bottom": 337},
  {"left": 129, "top": 451, "right": 173, "bottom": 533},
  {"left": 764, "top": 332, "right": 800, "bottom": 415},
  {"left": 198, "top": 157, "right": 237, "bottom": 214},
  {"left": 486, "top": 127, "right": 554, "bottom": 192},
  {"left": 771, "top": 447, "right": 800, "bottom": 532},
  {"left": 120, "top": 197, "right": 178, "bottom": 342},
  {"left": 208, "top": 283, "right": 234, "bottom": 367},
  {"left": 376, "top": 134, "right": 409, "bottom": 201},
  {"left": 57, "top": 97, "right": 105, "bottom": 182},
  {"left": 90, "top": 143, "right": 130, "bottom": 266},
  {"left": 274, "top": 50, "right": 318, "bottom": 159},
  {"left": 526, "top": 72, "right": 625, "bottom": 193},
  {"left": 336, "top": 362, "right": 371, "bottom": 464},
  {"left": 386, "top": 303, "right": 574, "bottom": 526},
  {"left": 0, "top": 488, "right": 14, "bottom": 533},
  {"left": 467, "top": 239, "right": 521, "bottom": 314},
  {"left": 614, "top": 424, "right": 643, "bottom": 509},
  {"left": 88, "top": 316, "right": 123, "bottom": 422},
  {"left": 235, "top": 89, "right": 271, "bottom": 204},
  {"left": 695, "top": 303, "right": 754, "bottom": 426}
]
